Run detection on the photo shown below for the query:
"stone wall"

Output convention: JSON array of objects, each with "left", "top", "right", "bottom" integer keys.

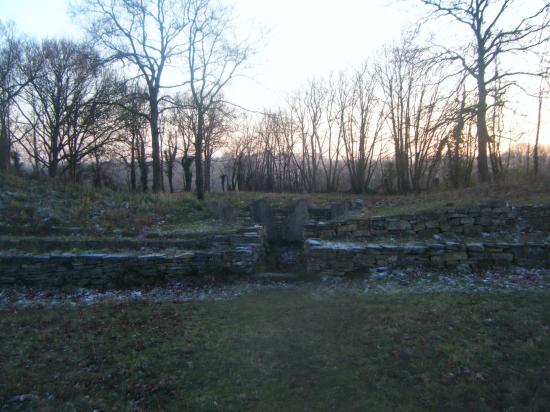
[
  {"left": 516, "top": 205, "right": 550, "bottom": 234},
  {"left": 1, "top": 200, "right": 548, "bottom": 286},
  {"left": 0, "top": 225, "right": 268, "bottom": 253},
  {"left": 0, "top": 246, "right": 261, "bottom": 288},
  {"left": 0, "top": 226, "right": 267, "bottom": 288},
  {"left": 250, "top": 200, "right": 310, "bottom": 243},
  {"left": 305, "top": 239, "right": 550, "bottom": 276},
  {"left": 304, "top": 202, "right": 549, "bottom": 241},
  {"left": 250, "top": 199, "right": 364, "bottom": 243},
  {"left": 308, "top": 199, "right": 365, "bottom": 221}
]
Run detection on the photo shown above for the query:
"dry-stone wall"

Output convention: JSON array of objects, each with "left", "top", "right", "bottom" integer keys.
[
  {"left": 250, "top": 200, "right": 311, "bottom": 243},
  {"left": 0, "top": 226, "right": 266, "bottom": 288},
  {"left": 515, "top": 205, "right": 550, "bottom": 234},
  {"left": 250, "top": 199, "right": 365, "bottom": 243},
  {"left": 0, "top": 252, "right": 195, "bottom": 288},
  {"left": 1, "top": 199, "right": 548, "bottom": 286},
  {"left": 305, "top": 239, "right": 550, "bottom": 276},
  {"left": 304, "top": 202, "right": 549, "bottom": 241},
  {"left": 303, "top": 202, "right": 549, "bottom": 276}
]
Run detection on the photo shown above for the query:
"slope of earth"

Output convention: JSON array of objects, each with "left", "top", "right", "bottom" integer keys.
[{"left": 2, "top": 173, "right": 550, "bottom": 238}]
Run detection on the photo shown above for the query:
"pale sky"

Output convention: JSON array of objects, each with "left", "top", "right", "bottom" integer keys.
[
  {"left": 2, "top": 0, "right": 547, "bottom": 145},
  {"left": 1, "top": 0, "right": 420, "bottom": 111}
]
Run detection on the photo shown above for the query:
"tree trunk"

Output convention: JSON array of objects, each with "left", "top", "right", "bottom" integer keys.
[
  {"left": 182, "top": 155, "right": 194, "bottom": 192},
  {"left": 534, "top": 88, "right": 543, "bottom": 176},
  {"left": 167, "top": 160, "right": 174, "bottom": 193},
  {"left": 46, "top": 113, "right": 63, "bottom": 179},
  {"left": 149, "top": 90, "right": 162, "bottom": 193},
  {"left": 70, "top": 161, "right": 78, "bottom": 183},
  {"left": 33, "top": 125, "right": 40, "bottom": 175},
  {"left": 49, "top": 132, "right": 59, "bottom": 178},
  {"left": 195, "top": 110, "right": 205, "bottom": 200},
  {"left": 93, "top": 153, "right": 102, "bottom": 188},
  {"left": 139, "top": 137, "right": 148, "bottom": 193},
  {"left": 160, "top": 155, "right": 165, "bottom": 192},
  {"left": 476, "top": 55, "right": 491, "bottom": 183},
  {"left": 130, "top": 136, "right": 136, "bottom": 191},
  {"left": 205, "top": 155, "right": 211, "bottom": 192},
  {"left": 0, "top": 118, "right": 10, "bottom": 172}
]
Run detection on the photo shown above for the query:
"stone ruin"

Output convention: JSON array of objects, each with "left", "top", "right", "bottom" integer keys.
[
  {"left": 0, "top": 198, "right": 548, "bottom": 287},
  {"left": 303, "top": 201, "right": 550, "bottom": 276}
]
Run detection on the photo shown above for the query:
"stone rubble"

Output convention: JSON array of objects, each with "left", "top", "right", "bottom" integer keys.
[{"left": 0, "top": 267, "right": 547, "bottom": 310}]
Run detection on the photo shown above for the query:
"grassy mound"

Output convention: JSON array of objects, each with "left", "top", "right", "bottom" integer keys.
[
  {"left": 0, "top": 174, "right": 214, "bottom": 236},
  {"left": 2, "top": 172, "right": 549, "bottom": 236}
]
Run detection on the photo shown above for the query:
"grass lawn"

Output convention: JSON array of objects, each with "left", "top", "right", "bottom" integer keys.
[{"left": 1, "top": 288, "right": 549, "bottom": 411}]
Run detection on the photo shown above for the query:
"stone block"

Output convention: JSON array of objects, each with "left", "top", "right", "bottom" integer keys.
[
  {"left": 463, "top": 225, "right": 482, "bottom": 235},
  {"left": 337, "top": 223, "right": 357, "bottom": 233},
  {"left": 448, "top": 213, "right": 467, "bottom": 218},
  {"left": 466, "top": 243, "right": 484, "bottom": 252},
  {"left": 387, "top": 220, "right": 412, "bottom": 231},
  {"left": 491, "top": 253, "right": 514, "bottom": 264},
  {"left": 286, "top": 200, "right": 310, "bottom": 242},
  {"left": 330, "top": 202, "right": 350, "bottom": 219},
  {"left": 444, "top": 252, "right": 468, "bottom": 262},
  {"left": 351, "top": 199, "right": 366, "bottom": 210},
  {"left": 404, "top": 243, "right": 427, "bottom": 254},
  {"left": 413, "top": 222, "right": 426, "bottom": 231}
]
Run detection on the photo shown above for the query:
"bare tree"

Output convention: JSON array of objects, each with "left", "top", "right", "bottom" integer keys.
[
  {"left": 341, "top": 64, "right": 384, "bottom": 193},
  {"left": 320, "top": 74, "right": 343, "bottom": 192},
  {"left": 18, "top": 39, "right": 121, "bottom": 180},
  {"left": 379, "top": 37, "right": 451, "bottom": 193},
  {"left": 0, "top": 22, "right": 36, "bottom": 171},
  {"left": 288, "top": 82, "right": 325, "bottom": 193},
  {"left": 163, "top": 129, "right": 178, "bottom": 192},
  {"left": 170, "top": 96, "right": 195, "bottom": 192},
  {"left": 419, "top": 0, "right": 550, "bottom": 183},
  {"left": 76, "top": 0, "right": 189, "bottom": 192},
  {"left": 63, "top": 64, "right": 125, "bottom": 182},
  {"left": 533, "top": 35, "right": 549, "bottom": 176},
  {"left": 533, "top": 73, "right": 548, "bottom": 176},
  {"left": 446, "top": 84, "right": 477, "bottom": 188},
  {"left": 117, "top": 85, "right": 149, "bottom": 191},
  {"left": 186, "top": 0, "right": 251, "bottom": 200},
  {"left": 203, "top": 101, "right": 233, "bottom": 191}
]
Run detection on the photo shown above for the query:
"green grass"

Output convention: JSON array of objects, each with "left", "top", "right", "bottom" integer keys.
[
  {"left": 352, "top": 182, "right": 550, "bottom": 219},
  {"left": 0, "top": 174, "right": 360, "bottom": 237},
  {"left": 0, "top": 173, "right": 216, "bottom": 235},
  {"left": 1, "top": 289, "right": 549, "bottom": 411},
  {"left": 2, "top": 173, "right": 550, "bottom": 236}
]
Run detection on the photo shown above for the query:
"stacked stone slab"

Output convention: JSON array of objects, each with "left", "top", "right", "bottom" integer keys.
[
  {"left": 303, "top": 202, "right": 550, "bottom": 275},
  {"left": 305, "top": 239, "right": 550, "bottom": 276},
  {"left": 250, "top": 199, "right": 365, "bottom": 243},
  {"left": 0, "top": 252, "right": 194, "bottom": 288},
  {"left": 304, "top": 202, "right": 549, "bottom": 241},
  {"left": 0, "top": 225, "right": 267, "bottom": 288},
  {"left": 515, "top": 205, "right": 550, "bottom": 234},
  {"left": 250, "top": 200, "right": 311, "bottom": 243}
]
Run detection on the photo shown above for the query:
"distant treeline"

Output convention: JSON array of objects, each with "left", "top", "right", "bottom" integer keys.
[{"left": 1, "top": 0, "right": 549, "bottom": 196}]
